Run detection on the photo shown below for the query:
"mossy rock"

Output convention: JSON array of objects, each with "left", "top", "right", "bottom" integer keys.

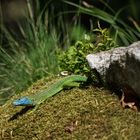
[{"left": 0, "top": 76, "right": 140, "bottom": 140}]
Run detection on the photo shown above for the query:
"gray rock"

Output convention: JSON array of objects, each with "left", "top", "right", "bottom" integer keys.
[{"left": 86, "top": 41, "right": 140, "bottom": 98}]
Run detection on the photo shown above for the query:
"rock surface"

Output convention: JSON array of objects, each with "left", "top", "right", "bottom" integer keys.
[{"left": 86, "top": 41, "right": 140, "bottom": 98}]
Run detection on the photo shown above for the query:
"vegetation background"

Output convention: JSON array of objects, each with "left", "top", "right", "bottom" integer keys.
[
  {"left": 1, "top": 0, "right": 140, "bottom": 139},
  {"left": 0, "top": 0, "right": 140, "bottom": 104}
]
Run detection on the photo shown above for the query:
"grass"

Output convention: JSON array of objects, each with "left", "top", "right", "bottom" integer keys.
[
  {"left": 1, "top": 0, "right": 140, "bottom": 104},
  {"left": 0, "top": 1, "right": 140, "bottom": 139},
  {"left": 0, "top": 22, "right": 87, "bottom": 104},
  {"left": 0, "top": 0, "right": 87, "bottom": 104},
  {"left": 64, "top": 1, "right": 140, "bottom": 46},
  {"left": 0, "top": 76, "right": 140, "bottom": 139},
  {"left": 0, "top": 3, "right": 140, "bottom": 138},
  {"left": 0, "top": 27, "right": 59, "bottom": 103}
]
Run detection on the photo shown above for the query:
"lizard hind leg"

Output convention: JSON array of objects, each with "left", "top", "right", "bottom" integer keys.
[{"left": 63, "top": 81, "right": 80, "bottom": 89}]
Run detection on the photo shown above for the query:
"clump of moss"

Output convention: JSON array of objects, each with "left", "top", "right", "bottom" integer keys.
[{"left": 0, "top": 76, "right": 140, "bottom": 139}]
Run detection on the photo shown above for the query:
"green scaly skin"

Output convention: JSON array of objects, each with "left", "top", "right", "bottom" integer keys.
[{"left": 13, "top": 75, "right": 88, "bottom": 112}]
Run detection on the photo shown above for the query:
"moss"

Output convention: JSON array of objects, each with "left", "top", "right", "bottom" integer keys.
[{"left": 0, "top": 76, "right": 140, "bottom": 139}]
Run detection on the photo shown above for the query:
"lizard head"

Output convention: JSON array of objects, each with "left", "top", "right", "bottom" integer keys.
[{"left": 13, "top": 97, "right": 33, "bottom": 106}]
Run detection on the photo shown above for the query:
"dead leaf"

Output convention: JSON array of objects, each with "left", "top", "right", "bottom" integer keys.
[{"left": 120, "top": 86, "right": 140, "bottom": 111}]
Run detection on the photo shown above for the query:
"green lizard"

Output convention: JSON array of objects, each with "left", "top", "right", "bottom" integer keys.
[{"left": 13, "top": 75, "right": 88, "bottom": 111}]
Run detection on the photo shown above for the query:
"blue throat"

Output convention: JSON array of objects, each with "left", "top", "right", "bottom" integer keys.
[{"left": 13, "top": 97, "right": 33, "bottom": 106}]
